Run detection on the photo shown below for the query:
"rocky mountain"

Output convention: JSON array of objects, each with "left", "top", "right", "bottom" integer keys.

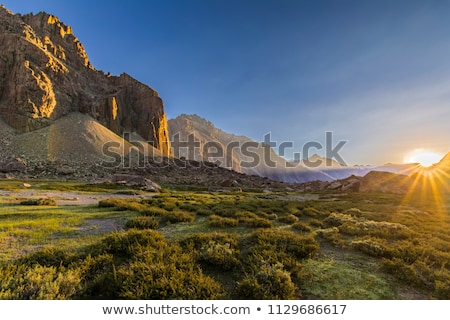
[
  {"left": 168, "top": 114, "right": 333, "bottom": 183},
  {"left": 0, "top": 6, "right": 171, "bottom": 158},
  {"left": 436, "top": 152, "right": 450, "bottom": 172}
]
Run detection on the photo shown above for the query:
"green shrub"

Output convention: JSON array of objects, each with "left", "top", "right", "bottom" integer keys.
[
  {"left": 100, "top": 229, "right": 166, "bottom": 257},
  {"left": 315, "top": 227, "right": 342, "bottom": 246},
  {"left": 213, "top": 205, "right": 237, "bottom": 218},
  {"left": 125, "top": 216, "right": 159, "bottom": 230},
  {"left": 292, "top": 221, "right": 313, "bottom": 233},
  {"left": 258, "top": 211, "right": 278, "bottom": 220},
  {"left": 76, "top": 254, "right": 119, "bottom": 299},
  {"left": 196, "top": 208, "right": 214, "bottom": 216},
  {"left": 278, "top": 214, "right": 299, "bottom": 225},
  {"left": 236, "top": 262, "right": 296, "bottom": 299},
  {"left": 18, "top": 247, "right": 78, "bottom": 267},
  {"left": 299, "top": 207, "right": 323, "bottom": 218},
  {"left": 351, "top": 239, "right": 392, "bottom": 258},
  {"left": 309, "top": 219, "right": 324, "bottom": 228},
  {"left": 250, "top": 229, "right": 319, "bottom": 259},
  {"left": 198, "top": 241, "right": 241, "bottom": 270},
  {"left": 244, "top": 217, "right": 273, "bottom": 228},
  {"left": 339, "top": 220, "right": 411, "bottom": 239},
  {"left": 435, "top": 280, "right": 450, "bottom": 299},
  {"left": 323, "top": 212, "right": 351, "bottom": 227},
  {"left": 179, "top": 233, "right": 239, "bottom": 251},
  {"left": 346, "top": 208, "right": 363, "bottom": 217},
  {"left": 0, "top": 264, "right": 82, "bottom": 299},
  {"left": 381, "top": 258, "right": 421, "bottom": 285},
  {"left": 140, "top": 206, "right": 168, "bottom": 216},
  {"left": 178, "top": 203, "right": 199, "bottom": 212},
  {"left": 238, "top": 211, "right": 272, "bottom": 228},
  {"left": 118, "top": 246, "right": 224, "bottom": 299},
  {"left": 19, "top": 198, "right": 57, "bottom": 206},
  {"left": 99, "top": 198, "right": 128, "bottom": 209},
  {"left": 98, "top": 198, "right": 146, "bottom": 212},
  {"left": 163, "top": 210, "right": 195, "bottom": 223},
  {"left": 209, "top": 215, "right": 238, "bottom": 228}
]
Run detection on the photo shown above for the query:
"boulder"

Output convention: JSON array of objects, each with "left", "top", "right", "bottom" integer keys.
[
  {"left": 111, "top": 174, "right": 161, "bottom": 192},
  {"left": 0, "top": 158, "right": 27, "bottom": 173}
]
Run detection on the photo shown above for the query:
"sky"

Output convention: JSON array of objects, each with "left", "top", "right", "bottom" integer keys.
[{"left": 2, "top": 0, "right": 450, "bottom": 165}]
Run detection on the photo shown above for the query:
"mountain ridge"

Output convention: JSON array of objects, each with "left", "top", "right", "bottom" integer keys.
[
  {"left": 0, "top": 6, "right": 171, "bottom": 156},
  {"left": 168, "top": 114, "right": 336, "bottom": 183},
  {"left": 168, "top": 113, "right": 438, "bottom": 183}
]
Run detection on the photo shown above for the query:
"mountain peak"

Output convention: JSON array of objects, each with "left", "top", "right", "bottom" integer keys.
[{"left": 437, "top": 152, "right": 450, "bottom": 169}]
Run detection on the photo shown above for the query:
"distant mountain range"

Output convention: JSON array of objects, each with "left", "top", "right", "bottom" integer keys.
[{"left": 168, "top": 114, "right": 432, "bottom": 183}]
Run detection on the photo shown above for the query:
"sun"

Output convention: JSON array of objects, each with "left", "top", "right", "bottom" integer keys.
[{"left": 404, "top": 149, "right": 443, "bottom": 167}]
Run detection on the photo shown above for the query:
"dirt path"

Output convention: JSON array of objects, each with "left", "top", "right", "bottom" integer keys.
[{"left": 0, "top": 189, "right": 155, "bottom": 205}]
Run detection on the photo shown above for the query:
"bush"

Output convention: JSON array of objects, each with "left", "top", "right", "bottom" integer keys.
[
  {"left": 125, "top": 216, "right": 159, "bottom": 230},
  {"left": 18, "top": 247, "right": 78, "bottom": 267},
  {"left": 213, "top": 206, "right": 238, "bottom": 218},
  {"left": 196, "top": 208, "right": 214, "bottom": 216},
  {"left": 19, "top": 198, "right": 57, "bottom": 206},
  {"left": 278, "top": 214, "right": 299, "bottom": 225},
  {"left": 292, "top": 221, "right": 313, "bottom": 233},
  {"left": 244, "top": 217, "right": 273, "bottom": 228},
  {"left": 346, "top": 208, "right": 363, "bottom": 217},
  {"left": 100, "top": 229, "right": 166, "bottom": 258},
  {"left": 118, "top": 246, "right": 224, "bottom": 299},
  {"left": 209, "top": 215, "right": 238, "bottom": 228},
  {"left": 98, "top": 198, "right": 146, "bottom": 212},
  {"left": 381, "top": 258, "right": 421, "bottom": 285},
  {"left": 323, "top": 212, "right": 351, "bottom": 227},
  {"left": 198, "top": 241, "right": 241, "bottom": 270},
  {"left": 162, "top": 210, "right": 195, "bottom": 224},
  {"left": 76, "top": 254, "right": 119, "bottom": 299},
  {"left": 435, "top": 280, "right": 450, "bottom": 299},
  {"left": 309, "top": 219, "right": 324, "bottom": 228},
  {"left": 250, "top": 229, "right": 319, "bottom": 259},
  {"left": 339, "top": 220, "right": 411, "bottom": 239},
  {"left": 316, "top": 227, "right": 342, "bottom": 246},
  {"left": 299, "top": 207, "right": 324, "bottom": 218},
  {"left": 140, "top": 207, "right": 168, "bottom": 217},
  {"left": 258, "top": 212, "right": 278, "bottom": 220},
  {"left": 351, "top": 239, "right": 392, "bottom": 258},
  {"left": 178, "top": 203, "right": 199, "bottom": 212},
  {"left": 179, "top": 233, "right": 239, "bottom": 251},
  {"left": 236, "top": 262, "right": 296, "bottom": 299},
  {"left": 0, "top": 264, "right": 82, "bottom": 299},
  {"left": 238, "top": 212, "right": 272, "bottom": 228}
]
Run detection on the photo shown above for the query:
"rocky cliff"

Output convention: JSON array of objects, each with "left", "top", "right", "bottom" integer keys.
[{"left": 0, "top": 6, "right": 171, "bottom": 156}]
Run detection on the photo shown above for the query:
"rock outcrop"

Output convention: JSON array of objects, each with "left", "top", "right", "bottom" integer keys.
[{"left": 0, "top": 6, "right": 171, "bottom": 156}]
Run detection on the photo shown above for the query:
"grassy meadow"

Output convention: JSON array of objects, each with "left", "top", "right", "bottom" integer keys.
[{"left": 0, "top": 180, "right": 449, "bottom": 299}]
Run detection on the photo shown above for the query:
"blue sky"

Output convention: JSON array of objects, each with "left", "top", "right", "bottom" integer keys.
[{"left": 3, "top": 0, "right": 450, "bottom": 165}]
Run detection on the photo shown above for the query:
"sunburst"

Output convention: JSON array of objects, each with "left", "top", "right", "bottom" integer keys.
[{"left": 404, "top": 149, "right": 443, "bottom": 167}]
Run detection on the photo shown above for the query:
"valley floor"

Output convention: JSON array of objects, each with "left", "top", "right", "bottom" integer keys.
[{"left": 0, "top": 179, "right": 449, "bottom": 300}]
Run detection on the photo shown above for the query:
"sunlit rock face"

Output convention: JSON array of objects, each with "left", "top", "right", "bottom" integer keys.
[{"left": 0, "top": 6, "right": 171, "bottom": 155}]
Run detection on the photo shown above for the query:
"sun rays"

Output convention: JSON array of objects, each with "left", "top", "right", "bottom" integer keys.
[{"left": 399, "top": 164, "right": 449, "bottom": 216}]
